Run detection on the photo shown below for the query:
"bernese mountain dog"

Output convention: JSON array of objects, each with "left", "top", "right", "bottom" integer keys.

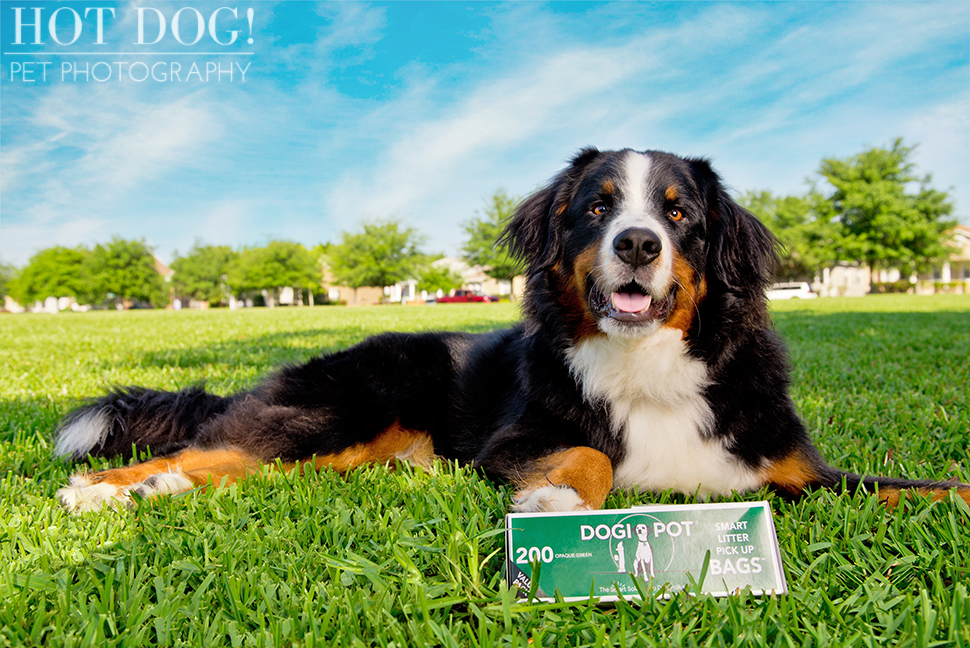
[{"left": 55, "top": 147, "right": 970, "bottom": 513}]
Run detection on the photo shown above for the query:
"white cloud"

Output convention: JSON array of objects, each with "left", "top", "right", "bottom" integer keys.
[
  {"left": 2, "top": 83, "right": 230, "bottom": 262},
  {"left": 904, "top": 97, "right": 970, "bottom": 219},
  {"left": 269, "top": 1, "right": 387, "bottom": 83},
  {"left": 78, "top": 94, "right": 222, "bottom": 193},
  {"left": 1, "top": 216, "right": 109, "bottom": 262}
]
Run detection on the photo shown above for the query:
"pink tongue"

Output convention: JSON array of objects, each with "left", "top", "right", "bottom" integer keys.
[{"left": 611, "top": 291, "right": 652, "bottom": 313}]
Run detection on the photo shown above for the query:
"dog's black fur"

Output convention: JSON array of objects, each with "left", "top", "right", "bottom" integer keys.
[{"left": 55, "top": 147, "right": 970, "bottom": 513}]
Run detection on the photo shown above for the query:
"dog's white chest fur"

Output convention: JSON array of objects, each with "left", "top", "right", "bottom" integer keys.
[{"left": 566, "top": 328, "right": 760, "bottom": 497}]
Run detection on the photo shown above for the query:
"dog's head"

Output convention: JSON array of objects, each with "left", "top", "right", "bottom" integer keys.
[
  {"left": 635, "top": 523, "right": 650, "bottom": 541},
  {"left": 503, "top": 147, "right": 778, "bottom": 342}
]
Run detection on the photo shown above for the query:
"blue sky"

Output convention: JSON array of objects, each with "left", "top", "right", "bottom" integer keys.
[{"left": 2, "top": 1, "right": 968, "bottom": 267}]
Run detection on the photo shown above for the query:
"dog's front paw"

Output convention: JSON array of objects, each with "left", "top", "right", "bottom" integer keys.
[
  {"left": 57, "top": 474, "right": 132, "bottom": 513},
  {"left": 512, "top": 484, "right": 590, "bottom": 512}
]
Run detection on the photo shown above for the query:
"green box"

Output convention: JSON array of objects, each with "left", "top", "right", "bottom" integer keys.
[{"left": 506, "top": 502, "right": 786, "bottom": 601}]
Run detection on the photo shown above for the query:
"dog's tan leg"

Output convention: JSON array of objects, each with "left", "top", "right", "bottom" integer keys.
[
  {"left": 512, "top": 446, "right": 614, "bottom": 512},
  {"left": 297, "top": 423, "right": 437, "bottom": 473},
  {"left": 58, "top": 424, "right": 439, "bottom": 513},
  {"left": 57, "top": 446, "right": 261, "bottom": 513}
]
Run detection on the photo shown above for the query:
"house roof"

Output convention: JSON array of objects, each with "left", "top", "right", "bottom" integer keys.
[
  {"left": 153, "top": 255, "right": 174, "bottom": 278},
  {"left": 952, "top": 225, "right": 970, "bottom": 262}
]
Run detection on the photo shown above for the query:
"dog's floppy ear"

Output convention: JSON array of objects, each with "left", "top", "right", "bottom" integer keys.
[
  {"left": 501, "top": 183, "right": 560, "bottom": 270},
  {"left": 502, "top": 147, "right": 602, "bottom": 270},
  {"left": 692, "top": 159, "right": 779, "bottom": 294}
]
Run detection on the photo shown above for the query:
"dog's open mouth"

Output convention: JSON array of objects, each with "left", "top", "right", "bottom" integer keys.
[{"left": 589, "top": 281, "right": 673, "bottom": 324}]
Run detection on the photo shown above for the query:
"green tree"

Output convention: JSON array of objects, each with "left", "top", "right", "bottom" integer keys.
[
  {"left": 739, "top": 191, "right": 838, "bottom": 281},
  {"left": 86, "top": 238, "right": 167, "bottom": 309},
  {"left": 461, "top": 190, "right": 523, "bottom": 299},
  {"left": 227, "top": 241, "right": 319, "bottom": 308},
  {"left": 812, "top": 138, "right": 956, "bottom": 277},
  {"left": 416, "top": 260, "right": 463, "bottom": 296},
  {"left": 7, "top": 246, "right": 90, "bottom": 307},
  {"left": 327, "top": 219, "right": 425, "bottom": 305},
  {"left": 0, "top": 262, "right": 14, "bottom": 299},
  {"left": 171, "top": 242, "right": 238, "bottom": 306}
]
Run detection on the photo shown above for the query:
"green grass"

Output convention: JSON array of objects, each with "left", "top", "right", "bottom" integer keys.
[{"left": 1, "top": 297, "right": 969, "bottom": 647}]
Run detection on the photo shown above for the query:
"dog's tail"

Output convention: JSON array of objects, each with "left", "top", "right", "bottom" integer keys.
[
  {"left": 834, "top": 470, "right": 970, "bottom": 507},
  {"left": 767, "top": 447, "right": 970, "bottom": 506},
  {"left": 55, "top": 385, "right": 236, "bottom": 461}
]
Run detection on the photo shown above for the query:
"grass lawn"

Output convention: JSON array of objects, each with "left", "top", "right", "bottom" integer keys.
[{"left": 1, "top": 296, "right": 968, "bottom": 647}]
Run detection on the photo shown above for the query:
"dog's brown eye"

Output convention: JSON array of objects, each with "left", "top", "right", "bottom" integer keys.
[
  {"left": 668, "top": 209, "right": 683, "bottom": 222},
  {"left": 591, "top": 204, "right": 609, "bottom": 217}
]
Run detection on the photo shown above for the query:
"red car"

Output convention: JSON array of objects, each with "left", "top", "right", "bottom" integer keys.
[{"left": 436, "top": 290, "right": 496, "bottom": 304}]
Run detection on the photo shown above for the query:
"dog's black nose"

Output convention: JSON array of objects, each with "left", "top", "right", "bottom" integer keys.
[{"left": 613, "top": 228, "right": 662, "bottom": 268}]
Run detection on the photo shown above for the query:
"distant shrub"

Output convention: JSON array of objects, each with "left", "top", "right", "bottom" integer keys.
[
  {"left": 933, "top": 281, "right": 965, "bottom": 294},
  {"left": 871, "top": 281, "right": 912, "bottom": 294}
]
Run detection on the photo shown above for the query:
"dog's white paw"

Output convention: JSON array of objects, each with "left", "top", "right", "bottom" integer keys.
[
  {"left": 512, "top": 484, "right": 590, "bottom": 512},
  {"left": 57, "top": 474, "right": 131, "bottom": 513},
  {"left": 129, "top": 471, "right": 194, "bottom": 499}
]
